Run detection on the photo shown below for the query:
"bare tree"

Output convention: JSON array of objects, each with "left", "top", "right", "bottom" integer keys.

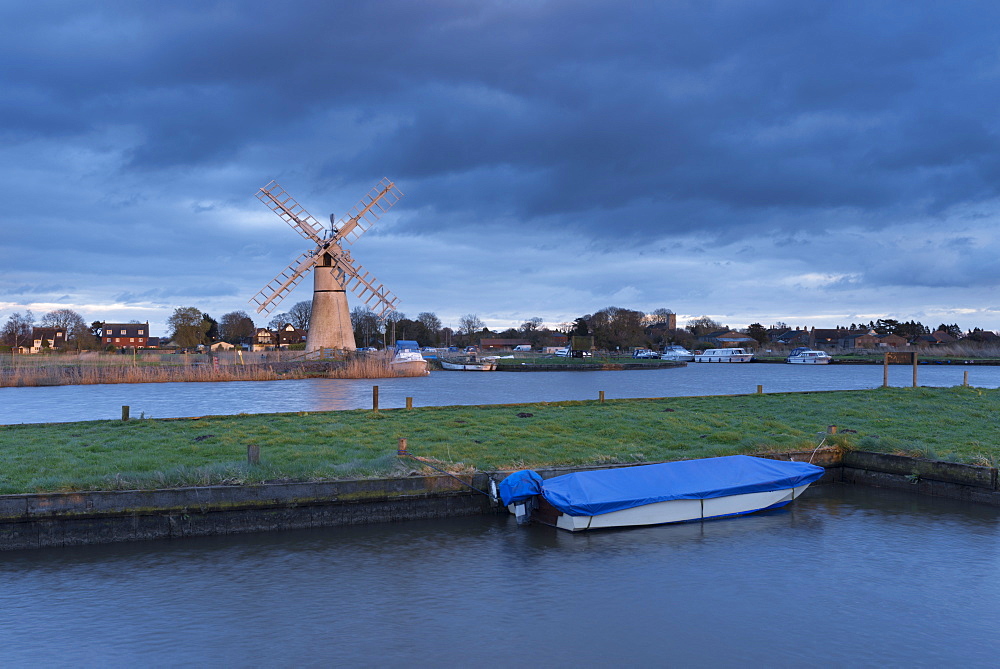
[
  {"left": 40, "top": 308, "right": 94, "bottom": 349},
  {"left": 458, "top": 314, "right": 484, "bottom": 337},
  {"left": 267, "top": 312, "right": 290, "bottom": 330},
  {"left": 1, "top": 311, "right": 34, "bottom": 348},
  {"left": 287, "top": 301, "right": 312, "bottom": 330},
  {"left": 350, "top": 306, "right": 381, "bottom": 348},
  {"left": 417, "top": 312, "right": 442, "bottom": 333}
]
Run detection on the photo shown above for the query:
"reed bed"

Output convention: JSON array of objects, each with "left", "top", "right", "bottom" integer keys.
[{"left": 0, "top": 349, "right": 423, "bottom": 387}]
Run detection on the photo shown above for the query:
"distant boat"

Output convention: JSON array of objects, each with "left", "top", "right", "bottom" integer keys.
[
  {"left": 786, "top": 348, "right": 832, "bottom": 364},
  {"left": 497, "top": 455, "right": 825, "bottom": 532},
  {"left": 659, "top": 345, "right": 695, "bottom": 362},
  {"left": 694, "top": 348, "right": 754, "bottom": 363},
  {"left": 440, "top": 358, "right": 497, "bottom": 371}
]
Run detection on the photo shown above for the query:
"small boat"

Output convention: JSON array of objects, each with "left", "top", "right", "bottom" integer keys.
[
  {"left": 786, "top": 348, "right": 832, "bottom": 364},
  {"left": 659, "top": 345, "right": 695, "bottom": 362},
  {"left": 390, "top": 340, "right": 430, "bottom": 375},
  {"left": 497, "top": 455, "right": 824, "bottom": 532},
  {"left": 694, "top": 347, "right": 754, "bottom": 362},
  {"left": 440, "top": 357, "right": 497, "bottom": 371}
]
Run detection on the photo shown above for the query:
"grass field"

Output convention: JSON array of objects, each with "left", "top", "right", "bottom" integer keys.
[{"left": 0, "top": 386, "right": 997, "bottom": 495}]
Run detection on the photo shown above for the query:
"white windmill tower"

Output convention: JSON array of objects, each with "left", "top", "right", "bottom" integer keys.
[{"left": 250, "top": 178, "right": 404, "bottom": 353}]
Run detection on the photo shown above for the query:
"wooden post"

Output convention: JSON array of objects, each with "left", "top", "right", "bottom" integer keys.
[
  {"left": 397, "top": 438, "right": 408, "bottom": 455},
  {"left": 756, "top": 385, "right": 763, "bottom": 394},
  {"left": 406, "top": 397, "right": 413, "bottom": 409},
  {"left": 827, "top": 425, "right": 838, "bottom": 434},
  {"left": 121, "top": 405, "right": 130, "bottom": 421},
  {"left": 964, "top": 370, "right": 969, "bottom": 387},
  {"left": 599, "top": 390, "right": 605, "bottom": 403},
  {"left": 373, "top": 385, "right": 379, "bottom": 411},
  {"left": 912, "top": 351, "right": 918, "bottom": 388},
  {"left": 247, "top": 444, "right": 260, "bottom": 465},
  {"left": 883, "top": 353, "right": 889, "bottom": 387}
]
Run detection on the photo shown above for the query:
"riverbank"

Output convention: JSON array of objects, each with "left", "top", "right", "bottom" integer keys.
[
  {"left": 1, "top": 386, "right": 997, "bottom": 495},
  {"left": 3, "top": 448, "right": 998, "bottom": 551}
]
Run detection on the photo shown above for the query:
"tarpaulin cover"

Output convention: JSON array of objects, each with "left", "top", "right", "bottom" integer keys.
[
  {"left": 506, "top": 455, "right": 825, "bottom": 517},
  {"left": 498, "top": 470, "right": 544, "bottom": 506}
]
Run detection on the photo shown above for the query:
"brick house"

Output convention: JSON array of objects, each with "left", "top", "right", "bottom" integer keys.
[
  {"left": 101, "top": 322, "right": 152, "bottom": 348},
  {"left": 479, "top": 338, "right": 531, "bottom": 350}
]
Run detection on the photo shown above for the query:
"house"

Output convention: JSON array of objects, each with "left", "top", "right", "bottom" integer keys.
[
  {"left": 101, "top": 322, "right": 152, "bottom": 349},
  {"left": 252, "top": 328, "right": 276, "bottom": 351},
  {"left": 28, "top": 327, "right": 66, "bottom": 353},
  {"left": 277, "top": 324, "right": 307, "bottom": 346},
  {"left": 839, "top": 332, "right": 881, "bottom": 349},
  {"left": 877, "top": 334, "right": 908, "bottom": 348},
  {"left": 209, "top": 341, "right": 236, "bottom": 351},
  {"left": 772, "top": 329, "right": 810, "bottom": 346},
  {"left": 810, "top": 328, "right": 846, "bottom": 348},
  {"left": 912, "top": 330, "right": 958, "bottom": 347},
  {"left": 252, "top": 325, "right": 307, "bottom": 350}
]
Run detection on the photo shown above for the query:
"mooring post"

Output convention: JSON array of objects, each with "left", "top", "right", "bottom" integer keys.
[
  {"left": 121, "top": 405, "right": 130, "bottom": 421},
  {"left": 247, "top": 444, "right": 260, "bottom": 465},
  {"left": 883, "top": 354, "right": 889, "bottom": 387},
  {"left": 757, "top": 384, "right": 763, "bottom": 394},
  {"left": 827, "top": 425, "right": 838, "bottom": 434},
  {"left": 406, "top": 397, "right": 413, "bottom": 409},
  {"left": 599, "top": 390, "right": 605, "bottom": 403},
  {"left": 373, "top": 385, "right": 379, "bottom": 411},
  {"left": 397, "top": 438, "right": 408, "bottom": 456},
  {"left": 964, "top": 370, "right": 969, "bottom": 386},
  {"left": 913, "top": 351, "right": 918, "bottom": 388}
]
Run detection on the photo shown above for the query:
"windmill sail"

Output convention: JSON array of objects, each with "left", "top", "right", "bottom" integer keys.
[
  {"left": 257, "top": 181, "right": 326, "bottom": 244},
  {"left": 249, "top": 251, "right": 321, "bottom": 315},
  {"left": 333, "top": 178, "right": 404, "bottom": 244},
  {"left": 331, "top": 253, "right": 399, "bottom": 318}
]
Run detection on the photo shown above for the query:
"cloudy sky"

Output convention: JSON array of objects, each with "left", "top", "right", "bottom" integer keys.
[{"left": 3, "top": 0, "right": 1000, "bottom": 336}]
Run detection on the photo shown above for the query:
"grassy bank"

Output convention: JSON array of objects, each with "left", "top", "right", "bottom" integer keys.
[{"left": 0, "top": 386, "right": 997, "bottom": 495}]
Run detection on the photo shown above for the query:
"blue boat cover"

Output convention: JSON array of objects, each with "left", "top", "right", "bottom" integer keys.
[
  {"left": 498, "top": 470, "right": 544, "bottom": 506},
  {"left": 501, "top": 455, "right": 825, "bottom": 517}
]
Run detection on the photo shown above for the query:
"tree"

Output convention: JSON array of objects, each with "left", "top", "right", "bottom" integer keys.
[
  {"left": 570, "top": 317, "right": 589, "bottom": 336},
  {"left": 745, "top": 323, "right": 769, "bottom": 347},
  {"left": 287, "top": 301, "right": 312, "bottom": 330},
  {"left": 201, "top": 313, "right": 219, "bottom": 342},
  {"left": 458, "top": 314, "right": 484, "bottom": 337},
  {"left": 167, "top": 307, "right": 209, "bottom": 348},
  {"left": 219, "top": 311, "right": 256, "bottom": 346},
  {"left": 936, "top": 323, "right": 962, "bottom": 338},
  {"left": 350, "top": 306, "right": 381, "bottom": 348},
  {"left": 1, "top": 311, "right": 34, "bottom": 348},
  {"left": 520, "top": 317, "right": 543, "bottom": 333},
  {"left": 588, "top": 306, "right": 647, "bottom": 350},
  {"left": 417, "top": 312, "right": 442, "bottom": 336},
  {"left": 267, "top": 313, "right": 290, "bottom": 330},
  {"left": 40, "top": 309, "right": 95, "bottom": 349},
  {"left": 687, "top": 316, "right": 724, "bottom": 337}
]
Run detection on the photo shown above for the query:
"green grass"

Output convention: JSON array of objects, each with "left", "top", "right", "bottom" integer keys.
[{"left": 1, "top": 386, "right": 998, "bottom": 494}]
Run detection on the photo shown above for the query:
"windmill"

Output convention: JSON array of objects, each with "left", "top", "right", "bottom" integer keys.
[{"left": 250, "top": 178, "right": 404, "bottom": 353}]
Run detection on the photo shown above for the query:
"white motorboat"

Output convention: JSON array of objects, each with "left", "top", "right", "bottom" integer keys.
[
  {"left": 390, "top": 340, "right": 430, "bottom": 375},
  {"left": 497, "top": 455, "right": 825, "bottom": 532},
  {"left": 786, "top": 348, "right": 832, "bottom": 364},
  {"left": 694, "top": 347, "right": 754, "bottom": 362},
  {"left": 659, "top": 345, "right": 695, "bottom": 362},
  {"left": 440, "top": 358, "right": 497, "bottom": 371}
]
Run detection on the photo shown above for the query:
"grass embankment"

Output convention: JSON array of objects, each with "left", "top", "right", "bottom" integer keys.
[{"left": 0, "top": 386, "right": 997, "bottom": 495}]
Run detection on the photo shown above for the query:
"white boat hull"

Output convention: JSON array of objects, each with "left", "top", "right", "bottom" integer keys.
[
  {"left": 694, "top": 355, "right": 754, "bottom": 362},
  {"left": 513, "top": 484, "right": 813, "bottom": 532},
  {"left": 440, "top": 360, "right": 497, "bottom": 371},
  {"left": 786, "top": 351, "right": 832, "bottom": 364}
]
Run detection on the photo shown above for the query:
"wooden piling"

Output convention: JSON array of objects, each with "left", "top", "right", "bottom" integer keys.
[
  {"left": 599, "top": 390, "right": 605, "bottom": 403},
  {"left": 373, "top": 385, "right": 379, "bottom": 411},
  {"left": 397, "top": 438, "right": 408, "bottom": 456},
  {"left": 756, "top": 385, "right": 763, "bottom": 394},
  {"left": 827, "top": 425, "right": 838, "bottom": 434},
  {"left": 121, "top": 405, "right": 130, "bottom": 421},
  {"left": 964, "top": 370, "right": 969, "bottom": 386},
  {"left": 883, "top": 354, "right": 889, "bottom": 387},
  {"left": 247, "top": 444, "right": 260, "bottom": 465},
  {"left": 406, "top": 397, "right": 413, "bottom": 409}
]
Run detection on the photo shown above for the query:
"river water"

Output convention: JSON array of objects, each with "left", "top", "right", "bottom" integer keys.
[
  {"left": 1, "top": 484, "right": 997, "bottom": 666},
  {"left": 2, "top": 362, "right": 998, "bottom": 425}
]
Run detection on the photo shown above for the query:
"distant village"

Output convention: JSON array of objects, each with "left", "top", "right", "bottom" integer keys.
[{"left": 2, "top": 303, "right": 997, "bottom": 355}]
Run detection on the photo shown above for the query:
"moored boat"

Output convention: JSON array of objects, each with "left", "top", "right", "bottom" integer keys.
[
  {"left": 497, "top": 455, "right": 824, "bottom": 532},
  {"left": 694, "top": 347, "right": 754, "bottom": 363},
  {"left": 390, "top": 340, "right": 430, "bottom": 375},
  {"left": 440, "top": 357, "right": 497, "bottom": 371},
  {"left": 786, "top": 348, "right": 832, "bottom": 364},
  {"left": 659, "top": 345, "right": 695, "bottom": 362}
]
